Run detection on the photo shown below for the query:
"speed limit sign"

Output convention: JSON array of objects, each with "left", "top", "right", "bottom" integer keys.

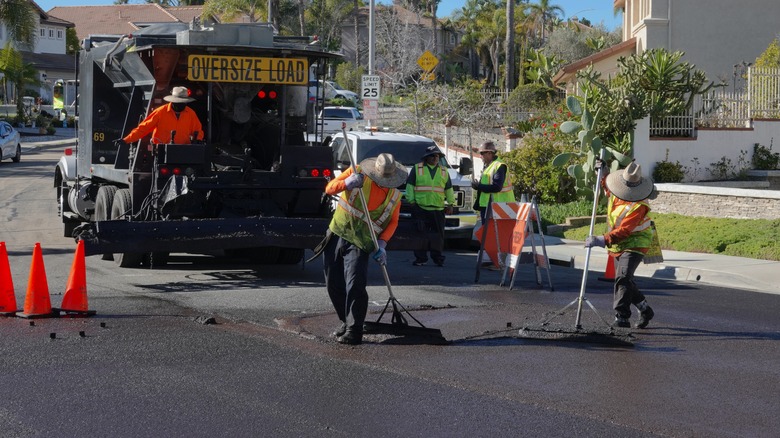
[{"left": 361, "top": 75, "right": 381, "bottom": 101}]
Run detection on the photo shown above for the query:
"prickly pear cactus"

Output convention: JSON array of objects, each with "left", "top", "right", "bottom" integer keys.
[{"left": 552, "top": 95, "right": 632, "bottom": 199}]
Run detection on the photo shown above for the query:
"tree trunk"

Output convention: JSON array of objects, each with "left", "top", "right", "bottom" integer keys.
[
  {"left": 505, "top": 0, "right": 515, "bottom": 91},
  {"left": 354, "top": 0, "right": 360, "bottom": 65}
]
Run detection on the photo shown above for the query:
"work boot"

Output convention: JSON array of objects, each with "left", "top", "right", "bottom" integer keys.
[
  {"left": 337, "top": 330, "right": 362, "bottom": 345},
  {"left": 412, "top": 259, "right": 427, "bottom": 266},
  {"left": 331, "top": 323, "right": 347, "bottom": 338},
  {"left": 635, "top": 306, "right": 655, "bottom": 329},
  {"left": 433, "top": 257, "right": 445, "bottom": 267},
  {"left": 613, "top": 317, "right": 631, "bottom": 328}
]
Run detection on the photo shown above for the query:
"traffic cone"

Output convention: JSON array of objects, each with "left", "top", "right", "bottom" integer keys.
[
  {"left": 598, "top": 254, "right": 616, "bottom": 282},
  {"left": 55, "top": 241, "right": 95, "bottom": 317},
  {"left": 0, "top": 242, "right": 20, "bottom": 316},
  {"left": 16, "top": 243, "right": 56, "bottom": 319}
]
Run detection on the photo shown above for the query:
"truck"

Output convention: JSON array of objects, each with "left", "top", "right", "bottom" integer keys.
[
  {"left": 318, "top": 106, "right": 363, "bottom": 134},
  {"left": 329, "top": 130, "right": 478, "bottom": 245},
  {"left": 54, "top": 21, "right": 388, "bottom": 268}
]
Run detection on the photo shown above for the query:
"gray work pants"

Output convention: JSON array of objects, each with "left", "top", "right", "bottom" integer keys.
[{"left": 323, "top": 235, "right": 368, "bottom": 334}]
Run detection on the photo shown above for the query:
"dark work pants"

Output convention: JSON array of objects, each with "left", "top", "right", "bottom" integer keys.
[
  {"left": 323, "top": 234, "right": 369, "bottom": 334},
  {"left": 613, "top": 251, "right": 646, "bottom": 319},
  {"left": 412, "top": 205, "right": 445, "bottom": 264}
]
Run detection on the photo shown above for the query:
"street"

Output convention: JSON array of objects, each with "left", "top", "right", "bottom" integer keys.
[{"left": 1, "top": 145, "right": 779, "bottom": 437}]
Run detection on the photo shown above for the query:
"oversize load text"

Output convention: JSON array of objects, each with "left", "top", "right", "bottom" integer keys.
[{"left": 188, "top": 55, "right": 308, "bottom": 84}]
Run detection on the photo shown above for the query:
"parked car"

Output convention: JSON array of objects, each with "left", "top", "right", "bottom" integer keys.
[
  {"left": 310, "top": 80, "right": 359, "bottom": 104},
  {"left": 0, "top": 121, "right": 21, "bottom": 163},
  {"left": 329, "top": 131, "right": 477, "bottom": 242},
  {"left": 318, "top": 106, "right": 363, "bottom": 134}
]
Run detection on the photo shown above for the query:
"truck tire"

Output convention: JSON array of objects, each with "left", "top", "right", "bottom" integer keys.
[
  {"left": 110, "top": 188, "right": 143, "bottom": 268},
  {"left": 95, "top": 185, "right": 118, "bottom": 260},
  {"left": 277, "top": 248, "right": 304, "bottom": 265}
]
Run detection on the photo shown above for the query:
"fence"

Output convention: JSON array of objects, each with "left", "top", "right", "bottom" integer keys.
[{"left": 651, "top": 66, "right": 780, "bottom": 137}]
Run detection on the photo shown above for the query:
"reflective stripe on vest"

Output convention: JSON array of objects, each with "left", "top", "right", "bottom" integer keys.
[
  {"left": 330, "top": 179, "right": 401, "bottom": 252},
  {"left": 412, "top": 163, "right": 447, "bottom": 208},
  {"left": 606, "top": 197, "right": 653, "bottom": 252},
  {"left": 478, "top": 158, "right": 514, "bottom": 207}
]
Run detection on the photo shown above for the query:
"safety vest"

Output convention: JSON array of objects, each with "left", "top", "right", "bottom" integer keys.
[
  {"left": 329, "top": 178, "right": 401, "bottom": 253},
  {"left": 477, "top": 158, "right": 515, "bottom": 207},
  {"left": 411, "top": 163, "right": 449, "bottom": 210},
  {"left": 606, "top": 196, "right": 653, "bottom": 253},
  {"left": 53, "top": 94, "right": 64, "bottom": 110}
]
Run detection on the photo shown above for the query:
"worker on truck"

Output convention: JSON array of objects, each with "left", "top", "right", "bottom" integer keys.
[
  {"left": 321, "top": 153, "right": 406, "bottom": 345},
  {"left": 123, "top": 86, "right": 204, "bottom": 145}
]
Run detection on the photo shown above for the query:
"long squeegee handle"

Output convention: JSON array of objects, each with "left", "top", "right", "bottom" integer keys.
[{"left": 340, "top": 123, "right": 397, "bottom": 300}]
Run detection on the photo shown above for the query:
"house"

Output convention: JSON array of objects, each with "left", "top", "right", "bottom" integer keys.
[
  {"left": 340, "top": 5, "right": 466, "bottom": 82},
  {"left": 553, "top": 0, "right": 780, "bottom": 182},
  {"left": 0, "top": 1, "right": 74, "bottom": 105},
  {"left": 47, "top": 4, "right": 207, "bottom": 43}
]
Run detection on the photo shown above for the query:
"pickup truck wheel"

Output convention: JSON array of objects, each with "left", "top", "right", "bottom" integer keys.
[
  {"left": 12, "top": 144, "right": 21, "bottom": 163},
  {"left": 110, "top": 188, "right": 143, "bottom": 268},
  {"left": 95, "top": 185, "right": 118, "bottom": 260}
]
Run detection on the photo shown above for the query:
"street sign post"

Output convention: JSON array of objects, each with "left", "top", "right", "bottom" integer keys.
[{"left": 361, "top": 75, "right": 381, "bottom": 101}]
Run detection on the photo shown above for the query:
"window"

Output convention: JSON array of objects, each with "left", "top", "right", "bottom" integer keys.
[
  {"left": 49, "top": 29, "right": 54, "bottom": 39},
  {"left": 57, "top": 30, "right": 63, "bottom": 39},
  {"left": 449, "top": 33, "right": 457, "bottom": 45},
  {"left": 40, "top": 28, "right": 46, "bottom": 37}
]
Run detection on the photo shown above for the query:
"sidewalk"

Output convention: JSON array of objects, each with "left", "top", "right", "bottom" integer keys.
[
  {"left": 20, "top": 127, "right": 77, "bottom": 150},
  {"left": 533, "top": 235, "right": 780, "bottom": 295}
]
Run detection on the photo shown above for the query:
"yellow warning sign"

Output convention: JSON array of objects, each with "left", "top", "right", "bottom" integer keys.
[
  {"left": 417, "top": 50, "right": 439, "bottom": 72},
  {"left": 421, "top": 71, "right": 436, "bottom": 81}
]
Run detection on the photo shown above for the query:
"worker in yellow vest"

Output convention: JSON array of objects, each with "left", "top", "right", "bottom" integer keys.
[
  {"left": 472, "top": 141, "right": 515, "bottom": 221},
  {"left": 322, "top": 153, "right": 406, "bottom": 345},
  {"left": 52, "top": 83, "right": 64, "bottom": 119},
  {"left": 585, "top": 160, "right": 656, "bottom": 329},
  {"left": 406, "top": 145, "right": 455, "bottom": 267}
]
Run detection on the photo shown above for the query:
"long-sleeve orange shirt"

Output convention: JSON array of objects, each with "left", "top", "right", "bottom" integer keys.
[
  {"left": 123, "top": 103, "right": 204, "bottom": 145},
  {"left": 326, "top": 167, "right": 401, "bottom": 242},
  {"left": 601, "top": 177, "right": 650, "bottom": 254}
]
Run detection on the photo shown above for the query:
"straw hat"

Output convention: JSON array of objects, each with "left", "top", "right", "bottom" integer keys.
[
  {"left": 478, "top": 141, "right": 497, "bottom": 153},
  {"left": 360, "top": 153, "right": 408, "bottom": 188},
  {"left": 421, "top": 145, "right": 444, "bottom": 160},
  {"left": 606, "top": 161, "right": 655, "bottom": 202},
  {"left": 164, "top": 86, "right": 195, "bottom": 103}
]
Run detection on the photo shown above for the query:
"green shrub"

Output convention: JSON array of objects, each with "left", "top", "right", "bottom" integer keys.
[
  {"left": 652, "top": 160, "right": 685, "bottom": 183},
  {"left": 538, "top": 200, "right": 606, "bottom": 233},
  {"left": 751, "top": 142, "right": 779, "bottom": 170},
  {"left": 503, "top": 133, "right": 577, "bottom": 205}
]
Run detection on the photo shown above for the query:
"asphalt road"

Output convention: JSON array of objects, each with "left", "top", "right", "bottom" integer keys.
[{"left": 1, "top": 146, "right": 779, "bottom": 437}]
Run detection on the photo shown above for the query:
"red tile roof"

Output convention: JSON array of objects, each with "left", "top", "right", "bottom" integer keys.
[{"left": 46, "top": 4, "right": 186, "bottom": 41}]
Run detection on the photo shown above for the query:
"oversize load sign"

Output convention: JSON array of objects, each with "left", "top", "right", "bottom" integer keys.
[{"left": 187, "top": 55, "right": 309, "bottom": 84}]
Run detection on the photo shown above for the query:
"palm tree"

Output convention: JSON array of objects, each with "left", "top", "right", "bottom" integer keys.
[
  {"left": 203, "top": 0, "right": 266, "bottom": 23},
  {"left": 0, "top": 0, "right": 37, "bottom": 48},
  {"left": 0, "top": 43, "right": 44, "bottom": 120},
  {"left": 525, "top": 0, "right": 563, "bottom": 45}
]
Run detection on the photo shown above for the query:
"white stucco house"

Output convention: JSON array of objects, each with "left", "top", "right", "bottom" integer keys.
[
  {"left": 553, "top": 0, "right": 780, "bottom": 182},
  {"left": 0, "top": 1, "right": 75, "bottom": 105}
]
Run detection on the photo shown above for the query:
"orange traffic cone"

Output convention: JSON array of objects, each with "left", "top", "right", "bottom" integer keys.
[
  {"left": 56, "top": 240, "right": 95, "bottom": 317},
  {"left": 0, "top": 242, "right": 20, "bottom": 316},
  {"left": 598, "top": 254, "right": 616, "bottom": 282},
  {"left": 16, "top": 243, "right": 56, "bottom": 319}
]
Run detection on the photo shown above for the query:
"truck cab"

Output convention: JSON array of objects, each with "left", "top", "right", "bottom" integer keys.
[{"left": 329, "top": 130, "right": 477, "bottom": 242}]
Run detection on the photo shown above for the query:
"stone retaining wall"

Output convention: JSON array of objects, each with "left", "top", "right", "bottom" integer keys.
[{"left": 651, "top": 183, "right": 780, "bottom": 219}]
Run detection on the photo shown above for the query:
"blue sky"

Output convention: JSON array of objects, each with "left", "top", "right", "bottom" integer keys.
[{"left": 37, "top": 0, "right": 622, "bottom": 32}]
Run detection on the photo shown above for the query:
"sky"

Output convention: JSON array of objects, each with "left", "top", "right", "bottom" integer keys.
[{"left": 35, "top": 0, "right": 622, "bottom": 32}]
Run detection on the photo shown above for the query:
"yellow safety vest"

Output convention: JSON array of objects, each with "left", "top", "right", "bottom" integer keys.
[
  {"left": 407, "top": 163, "right": 451, "bottom": 210},
  {"left": 606, "top": 196, "right": 653, "bottom": 253},
  {"left": 477, "top": 158, "right": 515, "bottom": 207},
  {"left": 329, "top": 178, "right": 401, "bottom": 253},
  {"left": 53, "top": 94, "right": 64, "bottom": 110}
]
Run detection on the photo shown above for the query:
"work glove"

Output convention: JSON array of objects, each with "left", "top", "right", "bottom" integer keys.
[
  {"left": 593, "top": 159, "right": 605, "bottom": 172},
  {"left": 344, "top": 173, "right": 364, "bottom": 190},
  {"left": 444, "top": 206, "right": 454, "bottom": 215},
  {"left": 372, "top": 240, "right": 387, "bottom": 265},
  {"left": 584, "top": 235, "right": 606, "bottom": 248},
  {"left": 471, "top": 180, "right": 480, "bottom": 190}
]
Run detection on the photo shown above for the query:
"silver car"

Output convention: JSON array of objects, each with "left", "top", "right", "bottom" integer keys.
[{"left": 0, "top": 121, "right": 21, "bottom": 163}]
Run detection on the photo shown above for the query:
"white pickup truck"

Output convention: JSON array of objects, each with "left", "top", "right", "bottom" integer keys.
[{"left": 318, "top": 106, "right": 363, "bottom": 134}]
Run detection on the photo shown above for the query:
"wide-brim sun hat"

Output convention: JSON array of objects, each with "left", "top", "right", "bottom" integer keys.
[
  {"left": 360, "top": 153, "right": 408, "bottom": 188},
  {"left": 164, "top": 86, "right": 195, "bottom": 103},
  {"left": 606, "top": 161, "right": 655, "bottom": 202},
  {"left": 422, "top": 145, "right": 445, "bottom": 160}
]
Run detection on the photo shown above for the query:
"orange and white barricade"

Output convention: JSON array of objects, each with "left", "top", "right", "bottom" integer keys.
[
  {"left": 499, "top": 201, "right": 554, "bottom": 291},
  {"left": 473, "top": 201, "right": 521, "bottom": 271}
]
